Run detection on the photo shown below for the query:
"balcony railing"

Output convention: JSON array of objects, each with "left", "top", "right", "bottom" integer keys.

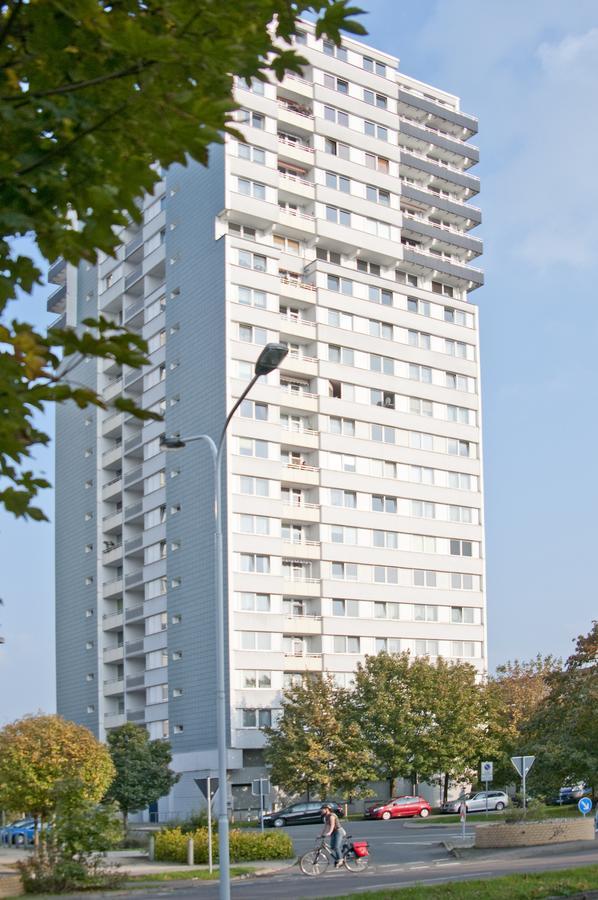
[
  {"left": 277, "top": 99, "right": 313, "bottom": 118},
  {"left": 277, "top": 134, "right": 313, "bottom": 153}
]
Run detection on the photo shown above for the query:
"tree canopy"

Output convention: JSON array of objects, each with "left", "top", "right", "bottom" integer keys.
[
  {"left": 0, "top": 0, "right": 366, "bottom": 519},
  {"left": 0, "top": 714, "right": 115, "bottom": 819}
]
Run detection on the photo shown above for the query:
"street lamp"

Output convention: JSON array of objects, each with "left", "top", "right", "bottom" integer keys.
[{"left": 160, "top": 342, "right": 287, "bottom": 900}]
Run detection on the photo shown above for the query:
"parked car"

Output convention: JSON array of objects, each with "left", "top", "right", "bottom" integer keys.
[
  {"left": 262, "top": 800, "right": 344, "bottom": 828},
  {"left": 0, "top": 818, "right": 35, "bottom": 846},
  {"left": 547, "top": 784, "right": 591, "bottom": 806},
  {"left": 364, "top": 795, "right": 432, "bottom": 820},
  {"left": 442, "top": 790, "right": 509, "bottom": 813}
]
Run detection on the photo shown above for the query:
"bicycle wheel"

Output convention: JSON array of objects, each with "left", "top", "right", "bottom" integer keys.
[
  {"left": 300, "top": 847, "right": 330, "bottom": 876},
  {"left": 344, "top": 852, "right": 369, "bottom": 873}
]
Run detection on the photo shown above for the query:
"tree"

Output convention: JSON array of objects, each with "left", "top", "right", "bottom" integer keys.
[
  {"left": 0, "top": 0, "right": 365, "bottom": 519},
  {"left": 264, "top": 675, "right": 374, "bottom": 800},
  {"left": 0, "top": 715, "right": 115, "bottom": 824},
  {"left": 104, "top": 723, "right": 179, "bottom": 829},
  {"left": 523, "top": 622, "right": 598, "bottom": 798}
]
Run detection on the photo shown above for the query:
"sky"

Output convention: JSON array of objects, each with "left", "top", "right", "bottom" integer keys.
[{"left": 1, "top": 0, "right": 597, "bottom": 724}]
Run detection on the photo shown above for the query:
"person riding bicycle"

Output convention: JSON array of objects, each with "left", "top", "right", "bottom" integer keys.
[{"left": 319, "top": 804, "right": 345, "bottom": 868}]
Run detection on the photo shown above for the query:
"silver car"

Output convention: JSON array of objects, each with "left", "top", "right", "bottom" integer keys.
[{"left": 442, "top": 790, "right": 509, "bottom": 813}]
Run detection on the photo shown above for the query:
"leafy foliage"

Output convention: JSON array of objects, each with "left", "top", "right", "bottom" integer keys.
[
  {"left": 0, "top": 714, "right": 115, "bottom": 819},
  {"left": 154, "top": 825, "right": 293, "bottom": 863},
  {"left": 104, "top": 723, "right": 179, "bottom": 826},
  {"left": 0, "top": 0, "right": 366, "bottom": 518},
  {"left": 264, "top": 674, "right": 375, "bottom": 799}
]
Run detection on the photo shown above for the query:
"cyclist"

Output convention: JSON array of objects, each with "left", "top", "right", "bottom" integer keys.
[{"left": 319, "top": 804, "right": 345, "bottom": 868}]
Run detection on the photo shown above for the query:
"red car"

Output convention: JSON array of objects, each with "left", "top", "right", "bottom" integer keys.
[{"left": 365, "top": 795, "right": 432, "bottom": 820}]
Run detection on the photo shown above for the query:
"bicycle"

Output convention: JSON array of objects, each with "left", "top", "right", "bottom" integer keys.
[{"left": 299, "top": 834, "right": 370, "bottom": 875}]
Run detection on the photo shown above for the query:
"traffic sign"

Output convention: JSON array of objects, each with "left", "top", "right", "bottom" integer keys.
[
  {"left": 578, "top": 797, "right": 592, "bottom": 816},
  {"left": 252, "top": 777, "right": 270, "bottom": 797},
  {"left": 195, "top": 777, "right": 219, "bottom": 801},
  {"left": 481, "top": 761, "right": 493, "bottom": 782},
  {"left": 510, "top": 755, "right": 535, "bottom": 777}
]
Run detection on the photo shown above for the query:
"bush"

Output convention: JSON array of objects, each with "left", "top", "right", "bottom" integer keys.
[
  {"left": 17, "top": 845, "right": 124, "bottom": 894},
  {"left": 155, "top": 826, "right": 293, "bottom": 864},
  {"left": 505, "top": 798, "right": 549, "bottom": 823}
]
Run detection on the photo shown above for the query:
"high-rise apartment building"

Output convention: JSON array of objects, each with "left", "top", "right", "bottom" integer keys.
[{"left": 52, "top": 22, "right": 484, "bottom": 818}]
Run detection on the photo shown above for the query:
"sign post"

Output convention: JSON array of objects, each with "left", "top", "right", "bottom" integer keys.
[
  {"left": 195, "top": 777, "right": 219, "bottom": 873},
  {"left": 252, "top": 778, "right": 271, "bottom": 833},
  {"left": 481, "top": 761, "right": 493, "bottom": 815},
  {"left": 510, "top": 756, "right": 535, "bottom": 811},
  {"left": 578, "top": 797, "right": 592, "bottom": 817}
]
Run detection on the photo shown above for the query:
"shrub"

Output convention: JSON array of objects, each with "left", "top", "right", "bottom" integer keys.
[{"left": 155, "top": 826, "right": 293, "bottom": 864}]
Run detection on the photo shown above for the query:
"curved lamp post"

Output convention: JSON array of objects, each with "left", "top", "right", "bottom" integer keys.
[{"left": 160, "top": 342, "right": 287, "bottom": 900}]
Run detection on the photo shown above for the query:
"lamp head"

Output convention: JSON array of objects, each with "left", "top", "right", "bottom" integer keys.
[
  {"left": 254, "top": 342, "right": 288, "bottom": 376},
  {"left": 160, "top": 434, "right": 187, "bottom": 450}
]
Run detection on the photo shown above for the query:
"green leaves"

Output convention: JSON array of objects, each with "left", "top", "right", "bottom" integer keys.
[
  {"left": 104, "top": 723, "right": 180, "bottom": 820},
  {"left": 0, "top": 0, "right": 366, "bottom": 519}
]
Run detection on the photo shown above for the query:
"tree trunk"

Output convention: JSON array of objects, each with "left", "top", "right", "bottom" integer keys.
[
  {"left": 411, "top": 771, "right": 419, "bottom": 794},
  {"left": 389, "top": 776, "right": 395, "bottom": 797},
  {"left": 443, "top": 773, "right": 450, "bottom": 804},
  {"left": 123, "top": 810, "right": 128, "bottom": 841}
]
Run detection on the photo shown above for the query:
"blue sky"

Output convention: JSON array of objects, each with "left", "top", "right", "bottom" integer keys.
[{"left": 1, "top": 0, "right": 597, "bottom": 724}]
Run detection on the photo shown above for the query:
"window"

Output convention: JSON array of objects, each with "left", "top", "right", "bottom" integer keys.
[
  {"left": 366, "top": 184, "right": 390, "bottom": 206},
  {"left": 415, "top": 639, "right": 439, "bottom": 656},
  {"left": 240, "top": 631, "right": 272, "bottom": 651},
  {"left": 238, "top": 109, "right": 264, "bottom": 129},
  {"left": 452, "top": 641, "right": 476, "bottom": 658},
  {"left": 145, "top": 541, "right": 167, "bottom": 564},
  {"left": 372, "top": 494, "right": 397, "bottom": 513},
  {"left": 273, "top": 234, "right": 300, "bottom": 254},
  {"left": 444, "top": 306, "right": 470, "bottom": 326},
  {"left": 451, "top": 606, "right": 475, "bottom": 624},
  {"left": 238, "top": 250, "right": 267, "bottom": 271},
  {"left": 368, "top": 286, "right": 393, "bottom": 306},
  {"left": 364, "top": 89, "right": 387, "bottom": 109},
  {"left": 325, "top": 205, "right": 351, "bottom": 226},
  {"left": 316, "top": 247, "right": 342, "bottom": 264},
  {"left": 237, "top": 142, "right": 266, "bottom": 164},
  {"left": 365, "top": 217, "right": 390, "bottom": 238},
  {"left": 445, "top": 339, "right": 468, "bottom": 358},
  {"left": 409, "top": 363, "right": 432, "bottom": 384},
  {"left": 374, "top": 566, "right": 398, "bottom": 584},
  {"left": 238, "top": 286, "right": 267, "bottom": 308},
  {"left": 407, "top": 296, "right": 431, "bottom": 317},
  {"left": 333, "top": 635, "right": 361, "bottom": 653},
  {"left": 240, "top": 553, "right": 270, "bottom": 574},
  {"left": 147, "top": 683, "right": 168, "bottom": 705},
  {"left": 328, "top": 451, "right": 356, "bottom": 472},
  {"left": 363, "top": 56, "right": 386, "bottom": 76},
  {"left": 238, "top": 323, "right": 267, "bottom": 345},
  {"left": 446, "top": 372, "right": 472, "bottom": 391},
  {"left": 242, "top": 670, "right": 272, "bottom": 688},
  {"left": 241, "top": 708, "right": 272, "bottom": 728},
  {"left": 332, "top": 599, "right": 360, "bottom": 617},
  {"left": 322, "top": 39, "right": 347, "bottom": 61},
  {"left": 324, "top": 138, "right": 350, "bottom": 159},
  {"left": 331, "top": 561, "right": 358, "bottom": 580},
  {"left": 295, "top": 30, "right": 307, "bottom": 45},
  {"left": 372, "top": 532, "right": 398, "bottom": 560},
  {"left": 375, "top": 637, "right": 401, "bottom": 653},
  {"left": 371, "top": 423, "right": 396, "bottom": 444},
  {"left": 147, "top": 720, "right": 169, "bottom": 740},
  {"left": 414, "top": 603, "right": 439, "bottom": 621},
  {"left": 323, "top": 105, "right": 349, "bottom": 127},
  {"left": 374, "top": 601, "right": 400, "bottom": 619},
  {"left": 327, "top": 274, "right": 353, "bottom": 295},
  {"left": 414, "top": 570, "right": 437, "bottom": 588},
  {"left": 323, "top": 73, "right": 348, "bottom": 94},
  {"left": 397, "top": 271, "right": 419, "bottom": 287},
  {"left": 325, "top": 171, "right": 351, "bottom": 193},
  {"left": 370, "top": 353, "right": 394, "bottom": 375},
  {"left": 450, "top": 539, "right": 473, "bottom": 556},
  {"left": 408, "top": 329, "right": 431, "bottom": 350},
  {"left": 330, "top": 416, "right": 355, "bottom": 436},
  {"left": 451, "top": 573, "right": 475, "bottom": 590},
  {"left": 240, "top": 399, "right": 268, "bottom": 421},
  {"left": 331, "top": 525, "right": 357, "bottom": 544},
  {"left": 239, "top": 475, "right": 269, "bottom": 497},
  {"left": 331, "top": 489, "right": 356, "bottom": 508},
  {"left": 448, "top": 439, "right": 471, "bottom": 457},
  {"left": 364, "top": 152, "right": 389, "bottom": 174},
  {"left": 364, "top": 120, "right": 388, "bottom": 141},
  {"left": 410, "top": 397, "right": 433, "bottom": 417},
  {"left": 239, "top": 514, "right": 270, "bottom": 536},
  {"left": 328, "top": 308, "right": 353, "bottom": 329},
  {"left": 146, "top": 649, "right": 168, "bottom": 670},
  {"left": 238, "top": 76, "right": 265, "bottom": 95},
  {"left": 239, "top": 592, "right": 270, "bottom": 612},
  {"left": 282, "top": 523, "right": 303, "bottom": 543},
  {"left": 357, "top": 259, "right": 381, "bottom": 276},
  {"left": 412, "top": 500, "right": 436, "bottom": 519},
  {"left": 432, "top": 281, "right": 454, "bottom": 297},
  {"left": 328, "top": 344, "right": 354, "bottom": 365}
]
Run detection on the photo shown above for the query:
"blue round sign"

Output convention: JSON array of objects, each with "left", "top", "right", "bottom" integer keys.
[{"left": 578, "top": 797, "right": 592, "bottom": 815}]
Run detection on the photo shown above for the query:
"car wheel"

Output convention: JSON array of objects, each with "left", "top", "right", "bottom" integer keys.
[
  {"left": 14, "top": 834, "right": 25, "bottom": 845},
  {"left": 381, "top": 811, "right": 391, "bottom": 820},
  {"left": 495, "top": 802, "right": 505, "bottom": 811},
  {"left": 273, "top": 818, "right": 286, "bottom": 828},
  {"left": 419, "top": 808, "right": 430, "bottom": 818}
]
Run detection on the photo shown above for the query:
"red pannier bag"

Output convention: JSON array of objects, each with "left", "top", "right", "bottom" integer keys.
[{"left": 352, "top": 840, "right": 369, "bottom": 858}]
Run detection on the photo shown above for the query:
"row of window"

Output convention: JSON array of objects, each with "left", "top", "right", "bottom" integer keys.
[{"left": 239, "top": 630, "right": 482, "bottom": 659}]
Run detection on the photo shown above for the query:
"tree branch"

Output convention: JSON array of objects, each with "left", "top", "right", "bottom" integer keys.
[
  {"left": 2, "top": 59, "right": 156, "bottom": 104},
  {"left": 0, "top": 0, "right": 23, "bottom": 50}
]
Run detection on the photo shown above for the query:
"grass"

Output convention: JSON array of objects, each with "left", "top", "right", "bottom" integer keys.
[
  {"left": 325, "top": 863, "right": 598, "bottom": 899},
  {"left": 410, "top": 805, "right": 583, "bottom": 825},
  {"left": 127, "top": 866, "right": 253, "bottom": 882}
]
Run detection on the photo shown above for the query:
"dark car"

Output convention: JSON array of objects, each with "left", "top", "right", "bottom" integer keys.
[
  {"left": 262, "top": 801, "right": 343, "bottom": 828},
  {"left": 364, "top": 796, "right": 432, "bottom": 820}
]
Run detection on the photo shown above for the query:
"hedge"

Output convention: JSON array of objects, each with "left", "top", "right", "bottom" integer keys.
[{"left": 154, "top": 827, "right": 293, "bottom": 864}]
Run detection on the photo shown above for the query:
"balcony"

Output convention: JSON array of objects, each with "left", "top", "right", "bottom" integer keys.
[
  {"left": 125, "top": 604, "right": 145, "bottom": 622},
  {"left": 124, "top": 466, "right": 144, "bottom": 489},
  {"left": 281, "top": 501, "right": 320, "bottom": 523},
  {"left": 125, "top": 232, "right": 143, "bottom": 258},
  {"left": 400, "top": 182, "right": 481, "bottom": 226},
  {"left": 103, "top": 679, "right": 124, "bottom": 697},
  {"left": 281, "top": 538, "right": 320, "bottom": 559},
  {"left": 124, "top": 501, "right": 143, "bottom": 522},
  {"left": 278, "top": 172, "right": 315, "bottom": 202},
  {"left": 102, "top": 475, "right": 122, "bottom": 501},
  {"left": 48, "top": 257, "right": 66, "bottom": 285},
  {"left": 103, "top": 577, "right": 123, "bottom": 599},
  {"left": 277, "top": 100, "right": 314, "bottom": 135},
  {"left": 281, "top": 463, "right": 319, "bottom": 487},
  {"left": 282, "top": 577, "right": 320, "bottom": 598},
  {"left": 102, "top": 411, "right": 124, "bottom": 438},
  {"left": 282, "top": 614, "right": 322, "bottom": 634},
  {"left": 127, "top": 709, "right": 146, "bottom": 723},
  {"left": 399, "top": 117, "right": 479, "bottom": 165},
  {"left": 124, "top": 297, "right": 145, "bottom": 324},
  {"left": 125, "top": 639, "right": 145, "bottom": 656},
  {"left": 102, "top": 610, "right": 124, "bottom": 631},
  {"left": 401, "top": 246, "right": 484, "bottom": 289},
  {"left": 126, "top": 673, "right": 145, "bottom": 688},
  {"left": 124, "top": 266, "right": 143, "bottom": 293},
  {"left": 102, "top": 542, "right": 123, "bottom": 566},
  {"left": 125, "top": 569, "right": 144, "bottom": 589},
  {"left": 277, "top": 133, "right": 314, "bottom": 167},
  {"left": 125, "top": 536, "right": 144, "bottom": 556},
  {"left": 277, "top": 206, "right": 316, "bottom": 238},
  {"left": 103, "top": 646, "right": 124, "bottom": 663},
  {"left": 278, "top": 276, "right": 317, "bottom": 303},
  {"left": 104, "top": 713, "right": 126, "bottom": 728},
  {"left": 46, "top": 283, "right": 66, "bottom": 314},
  {"left": 103, "top": 378, "right": 123, "bottom": 403},
  {"left": 282, "top": 653, "right": 322, "bottom": 671},
  {"left": 102, "top": 445, "right": 122, "bottom": 469},
  {"left": 102, "top": 510, "right": 122, "bottom": 534}
]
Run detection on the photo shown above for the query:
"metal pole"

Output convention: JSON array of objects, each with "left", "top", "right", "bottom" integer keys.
[
  {"left": 207, "top": 776, "right": 213, "bottom": 874},
  {"left": 485, "top": 779, "right": 488, "bottom": 815},
  {"left": 522, "top": 765, "right": 527, "bottom": 813},
  {"left": 260, "top": 785, "right": 264, "bottom": 833}
]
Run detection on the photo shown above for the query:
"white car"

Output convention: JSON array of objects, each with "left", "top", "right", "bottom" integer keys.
[{"left": 442, "top": 790, "right": 509, "bottom": 813}]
